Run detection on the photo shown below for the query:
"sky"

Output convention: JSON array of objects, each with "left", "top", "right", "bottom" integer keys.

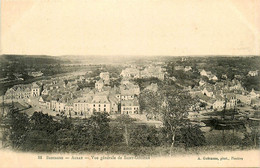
[{"left": 1, "top": 0, "right": 260, "bottom": 56}]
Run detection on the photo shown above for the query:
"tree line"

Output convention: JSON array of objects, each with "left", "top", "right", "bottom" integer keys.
[{"left": 1, "top": 108, "right": 206, "bottom": 153}]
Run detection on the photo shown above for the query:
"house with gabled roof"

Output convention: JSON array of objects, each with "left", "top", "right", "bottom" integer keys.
[
  {"left": 41, "top": 88, "right": 49, "bottom": 95},
  {"left": 208, "top": 75, "right": 218, "bottom": 81},
  {"left": 200, "top": 69, "right": 218, "bottom": 81},
  {"left": 31, "top": 83, "right": 41, "bottom": 97},
  {"left": 213, "top": 100, "right": 225, "bottom": 110},
  {"left": 184, "top": 66, "right": 192, "bottom": 71},
  {"left": 120, "top": 90, "right": 135, "bottom": 101},
  {"left": 199, "top": 79, "right": 206, "bottom": 86},
  {"left": 109, "top": 86, "right": 121, "bottom": 101},
  {"left": 225, "top": 93, "right": 237, "bottom": 109},
  {"left": 120, "top": 81, "right": 140, "bottom": 96},
  {"left": 100, "top": 72, "right": 110, "bottom": 85},
  {"left": 120, "top": 67, "right": 140, "bottom": 79},
  {"left": 73, "top": 96, "right": 92, "bottom": 115},
  {"left": 202, "top": 85, "right": 214, "bottom": 98},
  {"left": 91, "top": 95, "right": 111, "bottom": 113},
  {"left": 144, "top": 83, "right": 158, "bottom": 92},
  {"left": 5, "top": 84, "right": 31, "bottom": 99},
  {"left": 108, "top": 94, "right": 119, "bottom": 113},
  {"left": 249, "top": 89, "right": 260, "bottom": 99},
  {"left": 248, "top": 70, "right": 258, "bottom": 76},
  {"left": 95, "top": 79, "right": 104, "bottom": 92},
  {"left": 236, "top": 94, "right": 251, "bottom": 105},
  {"left": 200, "top": 69, "right": 211, "bottom": 77},
  {"left": 121, "top": 98, "right": 140, "bottom": 114},
  {"left": 38, "top": 96, "right": 46, "bottom": 106},
  {"left": 251, "top": 98, "right": 260, "bottom": 108},
  {"left": 141, "top": 66, "right": 164, "bottom": 80},
  {"left": 174, "top": 66, "right": 184, "bottom": 71}
]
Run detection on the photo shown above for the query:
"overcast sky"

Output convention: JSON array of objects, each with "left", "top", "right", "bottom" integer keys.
[{"left": 1, "top": 0, "right": 260, "bottom": 56}]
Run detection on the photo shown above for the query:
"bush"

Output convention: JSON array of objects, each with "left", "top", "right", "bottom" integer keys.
[
  {"left": 176, "top": 125, "right": 206, "bottom": 148},
  {"left": 242, "top": 130, "right": 260, "bottom": 147},
  {"left": 129, "top": 125, "right": 162, "bottom": 147}
]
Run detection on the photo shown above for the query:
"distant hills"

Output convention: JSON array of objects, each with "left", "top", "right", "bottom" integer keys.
[
  {"left": 1, "top": 54, "right": 260, "bottom": 65},
  {"left": 0, "top": 54, "right": 70, "bottom": 65}
]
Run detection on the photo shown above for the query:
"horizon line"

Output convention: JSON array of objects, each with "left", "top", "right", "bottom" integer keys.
[{"left": 1, "top": 54, "right": 260, "bottom": 58}]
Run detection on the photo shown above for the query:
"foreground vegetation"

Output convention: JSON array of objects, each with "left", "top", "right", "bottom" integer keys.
[{"left": 0, "top": 109, "right": 258, "bottom": 155}]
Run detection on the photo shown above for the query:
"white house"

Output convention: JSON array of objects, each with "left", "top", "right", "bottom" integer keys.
[
  {"left": 184, "top": 66, "right": 192, "bottom": 71},
  {"left": 31, "top": 83, "right": 41, "bottom": 97},
  {"left": 100, "top": 72, "right": 110, "bottom": 84},
  {"left": 199, "top": 80, "right": 206, "bottom": 86},
  {"left": 248, "top": 70, "right": 258, "bottom": 76},
  {"left": 38, "top": 96, "right": 45, "bottom": 106},
  {"left": 200, "top": 69, "right": 210, "bottom": 77},
  {"left": 249, "top": 89, "right": 260, "bottom": 99},
  {"left": 91, "top": 95, "right": 111, "bottom": 113},
  {"left": 226, "top": 94, "right": 237, "bottom": 109},
  {"left": 73, "top": 97, "right": 91, "bottom": 115},
  {"left": 202, "top": 87, "right": 214, "bottom": 98},
  {"left": 51, "top": 100, "right": 58, "bottom": 111},
  {"left": 236, "top": 94, "right": 251, "bottom": 105},
  {"left": 120, "top": 68, "right": 140, "bottom": 78},
  {"left": 213, "top": 100, "right": 225, "bottom": 110},
  {"left": 41, "top": 89, "right": 49, "bottom": 95},
  {"left": 209, "top": 75, "right": 218, "bottom": 81},
  {"left": 95, "top": 79, "right": 104, "bottom": 92},
  {"left": 121, "top": 98, "right": 140, "bottom": 114}
]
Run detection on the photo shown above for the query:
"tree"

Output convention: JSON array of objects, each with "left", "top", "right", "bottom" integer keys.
[
  {"left": 139, "top": 90, "right": 162, "bottom": 119},
  {"left": 159, "top": 85, "right": 198, "bottom": 155},
  {"left": 86, "top": 112, "right": 110, "bottom": 146},
  {"left": 30, "top": 112, "right": 61, "bottom": 134},
  {"left": 129, "top": 125, "right": 162, "bottom": 147},
  {"left": 2, "top": 109, "right": 29, "bottom": 149},
  {"left": 115, "top": 115, "right": 136, "bottom": 146},
  {"left": 24, "top": 112, "right": 61, "bottom": 151},
  {"left": 176, "top": 124, "right": 206, "bottom": 149},
  {"left": 133, "top": 77, "right": 161, "bottom": 90},
  {"left": 242, "top": 113, "right": 260, "bottom": 147}
]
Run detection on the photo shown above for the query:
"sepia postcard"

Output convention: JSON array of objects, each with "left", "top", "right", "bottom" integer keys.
[{"left": 0, "top": 0, "right": 260, "bottom": 167}]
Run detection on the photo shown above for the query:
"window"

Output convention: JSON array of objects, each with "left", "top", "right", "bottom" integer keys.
[
  {"left": 99, "top": 104, "right": 101, "bottom": 107},
  {"left": 104, "top": 104, "right": 106, "bottom": 107},
  {"left": 104, "top": 108, "right": 106, "bottom": 111},
  {"left": 93, "top": 104, "right": 95, "bottom": 107}
]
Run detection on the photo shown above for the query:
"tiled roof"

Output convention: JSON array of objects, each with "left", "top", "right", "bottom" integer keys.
[
  {"left": 108, "top": 94, "right": 119, "bottom": 103},
  {"left": 92, "top": 95, "right": 110, "bottom": 104},
  {"left": 121, "top": 98, "right": 139, "bottom": 106},
  {"left": 121, "top": 89, "right": 135, "bottom": 95}
]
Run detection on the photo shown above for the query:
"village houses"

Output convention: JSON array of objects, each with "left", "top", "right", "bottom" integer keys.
[
  {"left": 100, "top": 72, "right": 110, "bottom": 85},
  {"left": 5, "top": 82, "right": 41, "bottom": 100},
  {"left": 248, "top": 70, "right": 258, "bottom": 77},
  {"left": 200, "top": 69, "right": 218, "bottom": 81}
]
